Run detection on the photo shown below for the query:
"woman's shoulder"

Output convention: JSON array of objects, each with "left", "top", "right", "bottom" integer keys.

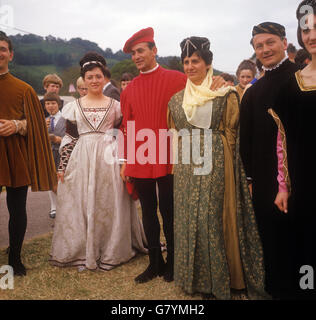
[
  {"left": 61, "top": 99, "right": 78, "bottom": 121},
  {"left": 169, "top": 89, "right": 185, "bottom": 107}
]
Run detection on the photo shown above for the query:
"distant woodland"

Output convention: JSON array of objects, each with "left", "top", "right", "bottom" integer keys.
[{"left": 9, "top": 34, "right": 221, "bottom": 95}]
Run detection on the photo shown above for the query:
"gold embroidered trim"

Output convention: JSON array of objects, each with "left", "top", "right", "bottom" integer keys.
[
  {"left": 295, "top": 71, "right": 316, "bottom": 92},
  {"left": 268, "top": 108, "right": 291, "bottom": 194}
]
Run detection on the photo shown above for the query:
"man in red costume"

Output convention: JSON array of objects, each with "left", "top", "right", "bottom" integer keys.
[
  {"left": 120, "top": 27, "right": 186, "bottom": 283},
  {"left": 120, "top": 27, "right": 224, "bottom": 284}
]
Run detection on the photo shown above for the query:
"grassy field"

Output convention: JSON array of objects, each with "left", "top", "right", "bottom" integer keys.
[{"left": 0, "top": 233, "right": 203, "bottom": 300}]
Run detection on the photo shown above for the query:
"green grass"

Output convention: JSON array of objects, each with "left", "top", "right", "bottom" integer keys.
[{"left": 0, "top": 233, "right": 202, "bottom": 300}]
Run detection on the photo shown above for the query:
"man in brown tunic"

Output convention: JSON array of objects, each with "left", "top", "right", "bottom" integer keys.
[{"left": 0, "top": 31, "right": 56, "bottom": 276}]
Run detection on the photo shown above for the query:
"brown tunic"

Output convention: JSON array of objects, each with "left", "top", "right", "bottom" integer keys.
[{"left": 0, "top": 73, "right": 56, "bottom": 191}]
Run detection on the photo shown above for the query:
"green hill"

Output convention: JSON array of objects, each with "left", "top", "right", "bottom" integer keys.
[{"left": 8, "top": 34, "right": 222, "bottom": 94}]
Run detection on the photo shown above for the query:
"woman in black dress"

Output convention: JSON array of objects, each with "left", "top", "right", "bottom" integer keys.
[{"left": 270, "top": 0, "right": 316, "bottom": 299}]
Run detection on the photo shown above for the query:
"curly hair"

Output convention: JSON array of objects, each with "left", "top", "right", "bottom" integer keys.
[{"left": 236, "top": 59, "right": 257, "bottom": 78}]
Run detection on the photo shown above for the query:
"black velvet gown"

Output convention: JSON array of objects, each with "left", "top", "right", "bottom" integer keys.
[
  {"left": 240, "top": 59, "right": 299, "bottom": 298},
  {"left": 272, "top": 70, "right": 316, "bottom": 299}
]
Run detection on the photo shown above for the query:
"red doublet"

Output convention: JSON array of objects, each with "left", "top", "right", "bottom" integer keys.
[{"left": 121, "top": 66, "right": 187, "bottom": 179}]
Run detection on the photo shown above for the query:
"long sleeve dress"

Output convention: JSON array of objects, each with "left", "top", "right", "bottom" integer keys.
[
  {"left": 270, "top": 70, "right": 316, "bottom": 299},
  {"left": 49, "top": 98, "right": 147, "bottom": 271},
  {"left": 168, "top": 89, "right": 268, "bottom": 300}
]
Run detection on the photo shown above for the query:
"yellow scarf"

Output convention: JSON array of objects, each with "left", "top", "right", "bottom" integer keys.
[{"left": 182, "top": 67, "right": 234, "bottom": 128}]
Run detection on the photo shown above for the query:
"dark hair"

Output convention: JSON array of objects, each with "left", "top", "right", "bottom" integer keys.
[
  {"left": 43, "top": 92, "right": 61, "bottom": 107},
  {"left": 121, "top": 72, "right": 134, "bottom": 82},
  {"left": 80, "top": 51, "right": 107, "bottom": 78},
  {"left": 147, "top": 42, "right": 156, "bottom": 50},
  {"left": 296, "top": 0, "right": 316, "bottom": 49},
  {"left": 220, "top": 73, "right": 235, "bottom": 83},
  {"left": 287, "top": 43, "right": 297, "bottom": 54},
  {"left": 180, "top": 36, "right": 213, "bottom": 65},
  {"left": 103, "top": 67, "right": 111, "bottom": 79},
  {"left": 236, "top": 59, "right": 257, "bottom": 78},
  {"left": 295, "top": 48, "right": 312, "bottom": 69},
  {"left": 0, "top": 31, "right": 13, "bottom": 52},
  {"left": 256, "top": 58, "right": 263, "bottom": 72}
]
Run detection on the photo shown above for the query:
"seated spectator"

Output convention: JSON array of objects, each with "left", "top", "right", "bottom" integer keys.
[{"left": 40, "top": 74, "right": 64, "bottom": 117}]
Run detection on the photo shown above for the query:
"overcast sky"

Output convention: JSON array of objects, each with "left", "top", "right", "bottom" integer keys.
[{"left": 1, "top": 0, "right": 301, "bottom": 73}]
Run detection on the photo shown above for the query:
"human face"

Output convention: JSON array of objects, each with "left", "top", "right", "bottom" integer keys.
[
  {"left": 77, "top": 84, "right": 88, "bottom": 97},
  {"left": 120, "top": 80, "right": 131, "bottom": 91},
  {"left": 45, "top": 101, "right": 59, "bottom": 116},
  {"left": 301, "top": 15, "right": 316, "bottom": 56},
  {"left": 183, "top": 52, "right": 210, "bottom": 85},
  {"left": 253, "top": 33, "right": 287, "bottom": 68},
  {"left": 84, "top": 67, "right": 106, "bottom": 95},
  {"left": 0, "top": 40, "right": 13, "bottom": 73},
  {"left": 45, "top": 83, "right": 60, "bottom": 94},
  {"left": 238, "top": 69, "right": 254, "bottom": 89},
  {"left": 131, "top": 42, "right": 157, "bottom": 72}
]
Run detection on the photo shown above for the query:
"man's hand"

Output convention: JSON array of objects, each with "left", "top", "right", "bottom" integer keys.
[
  {"left": 274, "top": 192, "right": 289, "bottom": 213},
  {"left": 0, "top": 120, "right": 16, "bottom": 136},
  {"left": 211, "top": 76, "right": 227, "bottom": 91}
]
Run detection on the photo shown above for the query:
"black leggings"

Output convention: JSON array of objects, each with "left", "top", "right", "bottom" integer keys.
[
  {"left": 133, "top": 175, "right": 174, "bottom": 251},
  {"left": 1, "top": 186, "right": 28, "bottom": 258}
]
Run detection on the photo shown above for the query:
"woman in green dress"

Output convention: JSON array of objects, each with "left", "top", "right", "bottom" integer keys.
[{"left": 168, "top": 36, "right": 268, "bottom": 300}]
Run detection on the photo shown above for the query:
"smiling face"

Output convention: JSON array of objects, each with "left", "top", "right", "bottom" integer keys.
[
  {"left": 238, "top": 69, "right": 254, "bottom": 89},
  {"left": 253, "top": 33, "right": 287, "bottom": 68},
  {"left": 301, "top": 14, "right": 316, "bottom": 56},
  {"left": 131, "top": 42, "right": 157, "bottom": 72},
  {"left": 84, "top": 67, "right": 106, "bottom": 94},
  {"left": 183, "top": 52, "right": 210, "bottom": 85},
  {"left": 45, "top": 100, "right": 59, "bottom": 116},
  {"left": 0, "top": 40, "right": 13, "bottom": 73}
]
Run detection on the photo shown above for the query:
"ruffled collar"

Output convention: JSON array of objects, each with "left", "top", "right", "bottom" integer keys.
[{"left": 262, "top": 56, "right": 287, "bottom": 72}]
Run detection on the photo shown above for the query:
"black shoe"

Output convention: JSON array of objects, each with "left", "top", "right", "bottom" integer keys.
[
  {"left": 11, "top": 262, "right": 27, "bottom": 277},
  {"left": 49, "top": 209, "right": 56, "bottom": 219},
  {"left": 135, "top": 248, "right": 165, "bottom": 284},
  {"left": 163, "top": 250, "right": 174, "bottom": 282}
]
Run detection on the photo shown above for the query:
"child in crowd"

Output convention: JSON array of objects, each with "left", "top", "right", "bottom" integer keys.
[{"left": 44, "top": 92, "right": 66, "bottom": 218}]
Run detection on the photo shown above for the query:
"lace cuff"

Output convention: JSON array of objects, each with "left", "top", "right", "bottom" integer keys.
[
  {"left": 58, "top": 139, "right": 78, "bottom": 172},
  {"left": 13, "top": 119, "right": 27, "bottom": 136}
]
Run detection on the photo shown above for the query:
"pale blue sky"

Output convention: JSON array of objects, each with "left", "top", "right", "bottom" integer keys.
[{"left": 1, "top": 0, "right": 301, "bottom": 73}]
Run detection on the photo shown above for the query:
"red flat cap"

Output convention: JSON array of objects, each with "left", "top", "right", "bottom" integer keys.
[{"left": 123, "top": 27, "right": 155, "bottom": 53}]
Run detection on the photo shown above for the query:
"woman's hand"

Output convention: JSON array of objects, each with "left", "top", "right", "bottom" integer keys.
[
  {"left": 57, "top": 171, "right": 65, "bottom": 183},
  {"left": 0, "top": 120, "right": 16, "bottom": 136},
  {"left": 274, "top": 192, "right": 289, "bottom": 213}
]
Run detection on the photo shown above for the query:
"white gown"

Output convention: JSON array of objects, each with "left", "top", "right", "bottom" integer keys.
[{"left": 50, "top": 98, "right": 147, "bottom": 271}]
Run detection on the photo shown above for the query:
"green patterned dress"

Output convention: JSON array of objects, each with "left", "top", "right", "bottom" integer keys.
[{"left": 168, "top": 89, "right": 268, "bottom": 300}]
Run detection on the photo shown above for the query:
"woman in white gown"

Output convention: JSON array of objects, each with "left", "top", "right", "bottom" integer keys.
[{"left": 49, "top": 52, "right": 147, "bottom": 271}]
